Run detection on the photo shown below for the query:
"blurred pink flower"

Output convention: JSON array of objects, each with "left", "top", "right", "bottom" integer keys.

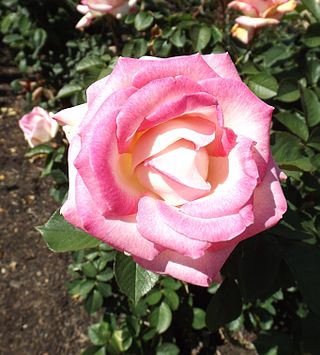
[
  {"left": 19, "top": 107, "right": 58, "bottom": 147},
  {"left": 228, "top": 0, "right": 297, "bottom": 44},
  {"left": 76, "top": 0, "right": 137, "bottom": 29}
]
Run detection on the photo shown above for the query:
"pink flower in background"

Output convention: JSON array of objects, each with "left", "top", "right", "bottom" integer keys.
[
  {"left": 228, "top": 0, "right": 297, "bottom": 44},
  {"left": 76, "top": 0, "right": 137, "bottom": 29},
  {"left": 55, "top": 53, "right": 287, "bottom": 286},
  {"left": 19, "top": 107, "right": 58, "bottom": 147}
]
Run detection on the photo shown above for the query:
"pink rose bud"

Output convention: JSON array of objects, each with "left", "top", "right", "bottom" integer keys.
[
  {"left": 228, "top": 0, "right": 297, "bottom": 44},
  {"left": 54, "top": 54, "right": 287, "bottom": 287},
  {"left": 76, "top": 0, "right": 137, "bottom": 29},
  {"left": 19, "top": 106, "right": 58, "bottom": 147}
]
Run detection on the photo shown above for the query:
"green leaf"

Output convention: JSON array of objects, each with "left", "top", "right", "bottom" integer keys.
[
  {"left": 133, "top": 38, "right": 148, "bottom": 58},
  {"left": 248, "top": 73, "right": 278, "bottom": 99},
  {"left": 149, "top": 302, "right": 172, "bottom": 334},
  {"left": 261, "top": 45, "right": 292, "bottom": 67},
  {"left": 206, "top": 279, "right": 242, "bottom": 332},
  {"left": 33, "top": 28, "right": 47, "bottom": 49},
  {"left": 82, "top": 262, "right": 97, "bottom": 278},
  {"left": 300, "top": 87, "right": 320, "bottom": 127},
  {"left": 108, "top": 329, "right": 132, "bottom": 353},
  {"left": 156, "top": 343, "right": 180, "bottom": 355},
  {"left": 37, "top": 210, "right": 100, "bottom": 252},
  {"left": 88, "top": 322, "right": 111, "bottom": 346},
  {"left": 134, "top": 12, "right": 154, "bottom": 31},
  {"left": 190, "top": 24, "right": 211, "bottom": 51},
  {"left": 275, "top": 112, "right": 309, "bottom": 142},
  {"left": 302, "top": 312, "right": 320, "bottom": 354},
  {"left": 96, "top": 267, "right": 114, "bottom": 282},
  {"left": 192, "top": 308, "right": 206, "bottom": 330},
  {"left": 68, "top": 279, "right": 95, "bottom": 298},
  {"left": 303, "top": 24, "right": 320, "bottom": 47},
  {"left": 160, "top": 277, "right": 182, "bottom": 290},
  {"left": 301, "top": 0, "right": 320, "bottom": 21},
  {"left": 276, "top": 80, "right": 300, "bottom": 103},
  {"left": 25, "top": 144, "right": 53, "bottom": 157},
  {"left": 96, "top": 282, "right": 112, "bottom": 298},
  {"left": 114, "top": 253, "right": 159, "bottom": 304},
  {"left": 56, "top": 83, "right": 83, "bottom": 99},
  {"left": 85, "top": 289, "right": 104, "bottom": 314},
  {"left": 272, "top": 132, "right": 313, "bottom": 172},
  {"left": 235, "top": 237, "right": 281, "bottom": 300},
  {"left": 163, "top": 289, "right": 179, "bottom": 310},
  {"left": 306, "top": 59, "right": 320, "bottom": 86},
  {"left": 76, "top": 56, "right": 104, "bottom": 72},
  {"left": 255, "top": 332, "right": 294, "bottom": 355},
  {"left": 145, "top": 290, "right": 162, "bottom": 305},
  {"left": 170, "top": 27, "right": 186, "bottom": 48},
  {"left": 285, "top": 243, "right": 320, "bottom": 316}
]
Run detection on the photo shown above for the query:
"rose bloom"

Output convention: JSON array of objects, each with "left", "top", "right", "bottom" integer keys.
[
  {"left": 228, "top": 0, "right": 297, "bottom": 44},
  {"left": 76, "top": 0, "right": 137, "bottom": 29},
  {"left": 55, "top": 54, "right": 287, "bottom": 287},
  {"left": 19, "top": 106, "right": 58, "bottom": 148}
]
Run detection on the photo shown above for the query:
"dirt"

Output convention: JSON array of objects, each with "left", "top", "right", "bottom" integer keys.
[{"left": 0, "top": 66, "right": 91, "bottom": 354}]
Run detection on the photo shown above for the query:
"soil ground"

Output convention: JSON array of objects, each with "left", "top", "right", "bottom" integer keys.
[{"left": 0, "top": 59, "right": 91, "bottom": 354}]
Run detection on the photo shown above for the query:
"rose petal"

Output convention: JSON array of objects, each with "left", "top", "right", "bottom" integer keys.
[
  {"left": 236, "top": 16, "right": 279, "bottom": 28},
  {"left": 54, "top": 103, "right": 88, "bottom": 128},
  {"left": 230, "top": 23, "right": 255, "bottom": 44},
  {"left": 182, "top": 135, "right": 259, "bottom": 218},
  {"left": 76, "top": 111, "right": 142, "bottom": 217},
  {"left": 138, "top": 196, "right": 254, "bottom": 243},
  {"left": 202, "top": 53, "right": 241, "bottom": 81},
  {"left": 60, "top": 135, "right": 84, "bottom": 229},
  {"left": 136, "top": 201, "right": 212, "bottom": 259},
  {"left": 200, "top": 78, "right": 273, "bottom": 178},
  {"left": 228, "top": 1, "right": 259, "bottom": 16},
  {"left": 73, "top": 174, "right": 161, "bottom": 260},
  {"left": 132, "top": 53, "right": 218, "bottom": 88},
  {"left": 116, "top": 76, "right": 212, "bottom": 152},
  {"left": 132, "top": 116, "right": 216, "bottom": 168},
  {"left": 134, "top": 247, "right": 235, "bottom": 287}
]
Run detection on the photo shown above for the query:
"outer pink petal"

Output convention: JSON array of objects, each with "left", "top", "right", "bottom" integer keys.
[
  {"left": 228, "top": 1, "right": 259, "bottom": 16},
  {"left": 138, "top": 196, "right": 254, "bottom": 243},
  {"left": 200, "top": 78, "right": 273, "bottom": 178},
  {"left": 77, "top": 4, "right": 89, "bottom": 14},
  {"left": 131, "top": 53, "right": 218, "bottom": 88},
  {"left": 236, "top": 16, "right": 279, "bottom": 28},
  {"left": 136, "top": 199, "right": 212, "bottom": 259},
  {"left": 76, "top": 13, "right": 93, "bottom": 29},
  {"left": 235, "top": 158, "right": 287, "bottom": 242},
  {"left": 60, "top": 135, "right": 84, "bottom": 229},
  {"left": 202, "top": 53, "right": 241, "bottom": 81},
  {"left": 182, "top": 135, "right": 259, "bottom": 218},
  {"left": 140, "top": 92, "right": 217, "bottom": 131},
  {"left": 76, "top": 109, "right": 142, "bottom": 217},
  {"left": 134, "top": 247, "right": 235, "bottom": 287},
  {"left": 116, "top": 76, "right": 215, "bottom": 152},
  {"left": 73, "top": 174, "right": 161, "bottom": 260},
  {"left": 54, "top": 103, "right": 88, "bottom": 128},
  {"left": 84, "top": 57, "right": 143, "bottom": 116},
  {"left": 88, "top": 3, "right": 113, "bottom": 12}
]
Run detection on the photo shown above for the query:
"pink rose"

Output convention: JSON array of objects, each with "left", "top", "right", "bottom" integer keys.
[
  {"left": 76, "top": 0, "right": 137, "bottom": 29},
  {"left": 19, "top": 106, "right": 58, "bottom": 148},
  {"left": 54, "top": 54, "right": 287, "bottom": 286},
  {"left": 228, "top": 0, "right": 297, "bottom": 43}
]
